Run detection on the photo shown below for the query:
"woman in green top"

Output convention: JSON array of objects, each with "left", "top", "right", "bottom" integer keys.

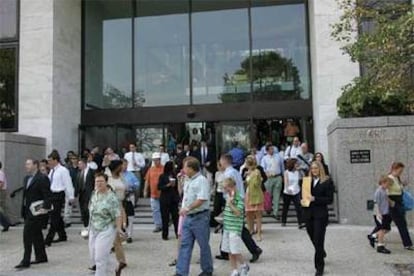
[
  {"left": 89, "top": 172, "right": 124, "bottom": 276},
  {"left": 388, "top": 162, "right": 413, "bottom": 250},
  {"left": 244, "top": 155, "right": 264, "bottom": 241}
]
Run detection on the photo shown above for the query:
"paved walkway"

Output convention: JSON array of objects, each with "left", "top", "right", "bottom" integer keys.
[{"left": 0, "top": 225, "right": 413, "bottom": 276}]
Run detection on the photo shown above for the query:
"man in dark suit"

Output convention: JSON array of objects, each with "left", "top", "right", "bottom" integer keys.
[
  {"left": 195, "top": 140, "right": 215, "bottom": 187},
  {"left": 76, "top": 158, "right": 95, "bottom": 229},
  {"left": 15, "top": 159, "right": 52, "bottom": 269}
]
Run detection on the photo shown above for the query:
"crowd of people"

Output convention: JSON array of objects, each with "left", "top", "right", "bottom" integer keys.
[{"left": 0, "top": 135, "right": 412, "bottom": 276}]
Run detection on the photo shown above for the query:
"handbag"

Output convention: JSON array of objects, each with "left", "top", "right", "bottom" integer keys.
[
  {"left": 402, "top": 190, "right": 414, "bottom": 211},
  {"left": 264, "top": 191, "right": 272, "bottom": 212}
]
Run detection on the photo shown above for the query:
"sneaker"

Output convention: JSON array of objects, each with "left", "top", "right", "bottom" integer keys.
[
  {"left": 367, "top": 235, "right": 375, "bottom": 248},
  {"left": 153, "top": 227, "right": 162, "bottom": 233},
  {"left": 230, "top": 270, "right": 240, "bottom": 276},
  {"left": 377, "top": 246, "right": 391, "bottom": 254},
  {"left": 240, "top": 263, "right": 250, "bottom": 276}
]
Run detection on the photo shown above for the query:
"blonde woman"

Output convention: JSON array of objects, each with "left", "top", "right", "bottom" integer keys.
[
  {"left": 302, "top": 161, "right": 334, "bottom": 276},
  {"left": 244, "top": 155, "right": 264, "bottom": 241}
]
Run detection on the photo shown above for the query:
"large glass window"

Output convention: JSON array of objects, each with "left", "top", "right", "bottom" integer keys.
[
  {"left": 134, "top": 1, "right": 190, "bottom": 107},
  {"left": 0, "top": 47, "right": 17, "bottom": 130},
  {"left": 251, "top": 2, "right": 310, "bottom": 101},
  {"left": 0, "top": 0, "right": 17, "bottom": 40},
  {"left": 192, "top": 1, "right": 249, "bottom": 104},
  {"left": 84, "top": 0, "right": 132, "bottom": 109}
]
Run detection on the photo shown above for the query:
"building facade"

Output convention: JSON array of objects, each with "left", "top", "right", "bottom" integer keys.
[{"left": 0, "top": 0, "right": 360, "bottom": 157}]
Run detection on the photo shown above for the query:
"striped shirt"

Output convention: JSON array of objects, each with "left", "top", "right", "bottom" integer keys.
[{"left": 223, "top": 191, "right": 244, "bottom": 235}]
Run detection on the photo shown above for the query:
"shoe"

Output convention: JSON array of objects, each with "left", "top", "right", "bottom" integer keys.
[
  {"left": 168, "top": 259, "right": 177, "bottom": 267},
  {"left": 30, "top": 259, "right": 48, "bottom": 265},
  {"left": 2, "top": 225, "right": 9, "bottom": 232},
  {"left": 250, "top": 247, "right": 262, "bottom": 263},
  {"left": 240, "top": 263, "right": 250, "bottom": 276},
  {"left": 52, "top": 237, "right": 67, "bottom": 243},
  {"left": 15, "top": 262, "right": 30, "bottom": 269},
  {"left": 281, "top": 223, "right": 286, "bottom": 227},
  {"left": 126, "top": 238, "right": 133, "bottom": 243},
  {"left": 116, "top": 262, "right": 127, "bottom": 276},
  {"left": 215, "top": 254, "right": 229, "bottom": 260},
  {"left": 405, "top": 246, "right": 414, "bottom": 251},
  {"left": 299, "top": 224, "right": 306, "bottom": 229},
  {"left": 153, "top": 227, "right": 162, "bottom": 233},
  {"left": 64, "top": 223, "right": 71, "bottom": 228},
  {"left": 198, "top": 272, "right": 212, "bottom": 276},
  {"left": 88, "top": 265, "right": 96, "bottom": 271},
  {"left": 367, "top": 235, "right": 375, "bottom": 248},
  {"left": 162, "top": 237, "right": 169, "bottom": 241},
  {"left": 323, "top": 250, "right": 327, "bottom": 258},
  {"left": 44, "top": 240, "right": 52, "bottom": 247},
  {"left": 315, "top": 269, "right": 324, "bottom": 276},
  {"left": 231, "top": 271, "right": 240, "bottom": 276},
  {"left": 377, "top": 246, "right": 391, "bottom": 254}
]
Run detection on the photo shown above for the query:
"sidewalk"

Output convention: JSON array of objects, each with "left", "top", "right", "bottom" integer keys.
[{"left": 0, "top": 224, "right": 413, "bottom": 276}]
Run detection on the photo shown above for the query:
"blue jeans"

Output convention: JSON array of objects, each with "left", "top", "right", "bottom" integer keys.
[
  {"left": 176, "top": 211, "right": 213, "bottom": 276},
  {"left": 150, "top": 198, "right": 162, "bottom": 228}
]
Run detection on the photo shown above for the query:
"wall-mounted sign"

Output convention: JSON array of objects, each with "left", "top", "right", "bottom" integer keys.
[{"left": 350, "top": 150, "right": 371, "bottom": 164}]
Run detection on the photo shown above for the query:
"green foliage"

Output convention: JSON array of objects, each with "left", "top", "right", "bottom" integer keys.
[{"left": 332, "top": 0, "right": 414, "bottom": 118}]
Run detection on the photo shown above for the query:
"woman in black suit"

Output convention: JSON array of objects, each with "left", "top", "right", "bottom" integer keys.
[
  {"left": 158, "top": 161, "right": 180, "bottom": 240},
  {"left": 302, "top": 161, "right": 334, "bottom": 276}
]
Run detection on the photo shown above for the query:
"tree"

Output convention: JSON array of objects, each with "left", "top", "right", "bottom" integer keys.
[{"left": 332, "top": 0, "right": 414, "bottom": 117}]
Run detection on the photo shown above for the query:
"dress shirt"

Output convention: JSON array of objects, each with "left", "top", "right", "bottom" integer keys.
[
  {"left": 284, "top": 145, "right": 303, "bottom": 160},
  {"left": 224, "top": 166, "right": 245, "bottom": 199},
  {"left": 261, "top": 154, "right": 284, "bottom": 176},
  {"left": 181, "top": 173, "right": 210, "bottom": 215},
  {"left": 49, "top": 163, "right": 74, "bottom": 200},
  {"left": 313, "top": 177, "right": 319, "bottom": 188},
  {"left": 124, "top": 151, "right": 145, "bottom": 171},
  {"left": 0, "top": 170, "right": 7, "bottom": 190},
  {"left": 200, "top": 146, "right": 208, "bottom": 166},
  {"left": 228, "top": 147, "right": 245, "bottom": 168},
  {"left": 87, "top": 161, "right": 98, "bottom": 170},
  {"left": 160, "top": 152, "right": 170, "bottom": 166},
  {"left": 260, "top": 145, "right": 279, "bottom": 157}
]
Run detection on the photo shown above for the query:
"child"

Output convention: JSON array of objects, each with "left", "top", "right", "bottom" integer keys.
[
  {"left": 222, "top": 178, "right": 249, "bottom": 276},
  {"left": 368, "top": 176, "right": 393, "bottom": 254}
]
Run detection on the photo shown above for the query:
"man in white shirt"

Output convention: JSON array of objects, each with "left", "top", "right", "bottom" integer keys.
[
  {"left": 124, "top": 143, "right": 146, "bottom": 205},
  {"left": 261, "top": 144, "right": 285, "bottom": 219},
  {"left": 284, "top": 136, "right": 303, "bottom": 160},
  {"left": 298, "top": 143, "right": 314, "bottom": 176},
  {"left": 45, "top": 151, "right": 74, "bottom": 246},
  {"left": 159, "top": 144, "right": 170, "bottom": 166}
]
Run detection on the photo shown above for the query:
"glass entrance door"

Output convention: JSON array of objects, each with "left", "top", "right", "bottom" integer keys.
[{"left": 216, "top": 121, "right": 251, "bottom": 154}]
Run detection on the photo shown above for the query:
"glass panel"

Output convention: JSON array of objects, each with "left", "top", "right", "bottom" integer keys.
[
  {"left": 219, "top": 122, "right": 250, "bottom": 153},
  {"left": 192, "top": 1, "right": 250, "bottom": 104},
  {"left": 84, "top": 126, "right": 117, "bottom": 151},
  {"left": 0, "top": 47, "right": 17, "bottom": 130},
  {"left": 84, "top": 0, "right": 132, "bottom": 109},
  {"left": 136, "top": 126, "right": 164, "bottom": 159},
  {"left": 0, "top": 0, "right": 17, "bottom": 40},
  {"left": 251, "top": 2, "right": 310, "bottom": 101},
  {"left": 135, "top": 0, "right": 189, "bottom": 107}
]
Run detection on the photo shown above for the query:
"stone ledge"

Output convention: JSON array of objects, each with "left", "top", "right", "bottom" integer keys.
[
  {"left": 0, "top": 133, "right": 46, "bottom": 146},
  {"left": 328, "top": 115, "right": 414, "bottom": 135}
]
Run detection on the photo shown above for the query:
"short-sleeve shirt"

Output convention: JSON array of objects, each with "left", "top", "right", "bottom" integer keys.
[
  {"left": 223, "top": 191, "right": 244, "bottom": 235},
  {"left": 145, "top": 165, "right": 164, "bottom": 198},
  {"left": 89, "top": 190, "right": 120, "bottom": 232},
  {"left": 182, "top": 173, "right": 210, "bottom": 215},
  {"left": 0, "top": 170, "right": 7, "bottom": 190},
  {"left": 374, "top": 187, "right": 389, "bottom": 215}
]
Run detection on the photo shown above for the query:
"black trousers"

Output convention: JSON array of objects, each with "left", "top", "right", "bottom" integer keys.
[
  {"left": 23, "top": 218, "right": 47, "bottom": 264},
  {"left": 79, "top": 193, "right": 90, "bottom": 228},
  {"left": 390, "top": 204, "right": 413, "bottom": 247},
  {"left": 160, "top": 197, "right": 179, "bottom": 239},
  {"left": 306, "top": 216, "right": 328, "bottom": 272},
  {"left": 45, "top": 192, "right": 66, "bottom": 243},
  {"left": 281, "top": 193, "right": 302, "bottom": 224},
  {"left": 0, "top": 210, "right": 11, "bottom": 228},
  {"left": 221, "top": 226, "right": 259, "bottom": 257},
  {"left": 211, "top": 192, "right": 225, "bottom": 227}
]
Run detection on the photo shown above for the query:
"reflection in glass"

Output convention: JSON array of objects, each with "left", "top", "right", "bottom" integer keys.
[
  {"left": 135, "top": 1, "right": 189, "bottom": 107},
  {"left": 251, "top": 3, "right": 310, "bottom": 101},
  {"left": 0, "top": 47, "right": 17, "bottom": 130},
  {"left": 84, "top": 126, "right": 116, "bottom": 150},
  {"left": 220, "top": 122, "right": 250, "bottom": 153},
  {"left": 84, "top": 0, "right": 132, "bottom": 109},
  {"left": 192, "top": 2, "right": 249, "bottom": 104},
  {"left": 136, "top": 127, "right": 164, "bottom": 159},
  {"left": 0, "top": 0, "right": 17, "bottom": 40}
]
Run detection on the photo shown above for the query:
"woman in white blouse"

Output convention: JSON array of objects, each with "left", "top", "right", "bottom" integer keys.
[{"left": 282, "top": 158, "right": 304, "bottom": 228}]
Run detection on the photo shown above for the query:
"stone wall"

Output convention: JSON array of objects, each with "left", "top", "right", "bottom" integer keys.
[
  {"left": 0, "top": 133, "right": 46, "bottom": 222},
  {"left": 328, "top": 116, "right": 414, "bottom": 226}
]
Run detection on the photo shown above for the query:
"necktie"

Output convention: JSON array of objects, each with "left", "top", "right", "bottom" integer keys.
[
  {"left": 50, "top": 169, "right": 55, "bottom": 185},
  {"left": 79, "top": 170, "right": 85, "bottom": 191},
  {"left": 132, "top": 152, "right": 138, "bottom": 168},
  {"left": 26, "top": 176, "right": 33, "bottom": 189}
]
